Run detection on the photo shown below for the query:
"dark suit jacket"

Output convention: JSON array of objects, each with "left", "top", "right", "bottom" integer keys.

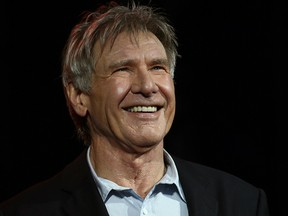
[{"left": 0, "top": 149, "right": 270, "bottom": 216}]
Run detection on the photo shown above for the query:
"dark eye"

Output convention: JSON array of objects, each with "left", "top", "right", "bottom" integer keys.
[
  {"left": 150, "top": 65, "right": 170, "bottom": 74},
  {"left": 151, "top": 65, "right": 165, "bottom": 71},
  {"left": 114, "top": 67, "right": 129, "bottom": 72}
]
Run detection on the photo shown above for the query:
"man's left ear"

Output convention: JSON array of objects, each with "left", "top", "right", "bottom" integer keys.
[{"left": 65, "top": 84, "right": 88, "bottom": 117}]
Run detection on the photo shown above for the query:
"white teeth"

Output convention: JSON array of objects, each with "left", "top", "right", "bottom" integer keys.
[{"left": 127, "top": 106, "right": 157, "bottom": 112}]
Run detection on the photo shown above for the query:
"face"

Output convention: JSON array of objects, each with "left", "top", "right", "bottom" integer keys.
[{"left": 82, "top": 31, "right": 175, "bottom": 153}]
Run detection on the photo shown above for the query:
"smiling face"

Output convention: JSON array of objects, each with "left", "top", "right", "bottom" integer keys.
[{"left": 76, "top": 31, "right": 176, "bottom": 153}]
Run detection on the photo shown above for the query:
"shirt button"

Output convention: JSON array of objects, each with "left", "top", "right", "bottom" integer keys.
[{"left": 142, "top": 208, "right": 148, "bottom": 215}]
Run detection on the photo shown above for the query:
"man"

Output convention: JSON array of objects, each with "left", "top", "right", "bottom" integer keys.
[{"left": 0, "top": 1, "right": 270, "bottom": 215}]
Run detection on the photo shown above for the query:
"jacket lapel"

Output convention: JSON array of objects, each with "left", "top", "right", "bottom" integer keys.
[
  {"left": 59, "top": 149, "right": 109, "bottom": 216},
  {"left": 173, "top": 156, "right": 218, "bottom": 216}
]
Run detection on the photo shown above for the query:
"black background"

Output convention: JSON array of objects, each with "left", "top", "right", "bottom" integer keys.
[{"left": 3, "top": 0, "right": 287, "bottom": 215}]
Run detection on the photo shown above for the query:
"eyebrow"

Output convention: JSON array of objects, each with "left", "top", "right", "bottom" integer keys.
[
  {"left": 108, "top": 59, "right": 133, "bottom": 70},
  {"left": 150, "top": 58, "right": 169, "bottom": 67},
  {"left": 109, "top": 58, "right": 169, "bottom": 69}
]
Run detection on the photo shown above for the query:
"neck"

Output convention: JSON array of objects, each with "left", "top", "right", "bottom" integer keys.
[{"left": 89, "top": 143, "right": 166, "bottom": 198}]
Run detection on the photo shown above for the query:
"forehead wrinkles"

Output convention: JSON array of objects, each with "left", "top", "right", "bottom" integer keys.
[
  {"left": 94, "top": 31, "right": 163, "bottom": 66},
  {"left": 96, "top": 30, "right": 154, "bottom": 56}
]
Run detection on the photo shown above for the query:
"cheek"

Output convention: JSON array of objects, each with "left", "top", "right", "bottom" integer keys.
[
  {"left": 158, "top": 76, "right": 175, "bottom": 100},
  {"left": 109, "top": 79, "right": 130, "bottom": 99},
  {"left": 115, "top": 85, "right": 127, "bottom": 96}
]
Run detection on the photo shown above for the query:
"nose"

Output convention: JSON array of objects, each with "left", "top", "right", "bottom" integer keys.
[{"left": 131, "top": 69, "right": 159, "bottom": 96}]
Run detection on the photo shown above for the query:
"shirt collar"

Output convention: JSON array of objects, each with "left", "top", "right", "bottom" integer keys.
[
  {"left": 86, "top": 147, "right": 186, "bottom": 202},
  {"left": 161, "top": 149, "right": 186, "bottom": 202}
]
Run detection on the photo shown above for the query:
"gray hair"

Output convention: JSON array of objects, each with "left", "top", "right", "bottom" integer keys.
[{"left": 61, "top": 0, "right": 179, "bottom": 145}]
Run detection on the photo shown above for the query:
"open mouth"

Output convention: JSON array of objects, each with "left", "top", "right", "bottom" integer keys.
[{"left": 126, "top": 106, "right": 159, "bottom": 113}]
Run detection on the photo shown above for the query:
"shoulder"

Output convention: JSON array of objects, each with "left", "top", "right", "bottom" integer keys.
[
  {"left": 173, "top": 155, "right": 254, "bottom": 187},
  {"left": 0, "top": 150, "right": 91, "bottom": 215},
  {"left": 0, "top": 171, "right": 68, "bottom": 215},
  {"left": 173, "top": 155, "right": 268, "bottom": 201},
  {"left": 172, "top": 155, "right": 270, "bottom": 215}
]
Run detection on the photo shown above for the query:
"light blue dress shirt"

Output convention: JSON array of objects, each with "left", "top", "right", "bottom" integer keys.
[{"left": 87, "top": 147, "right": 189, "bottom": 216}]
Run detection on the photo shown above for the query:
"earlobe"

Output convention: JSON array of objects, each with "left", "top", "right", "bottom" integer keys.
[{"left": 65, "top": 84, "right": 88, "bottom": 117}]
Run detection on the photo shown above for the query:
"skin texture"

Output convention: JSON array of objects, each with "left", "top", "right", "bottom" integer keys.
[{"left": 66, "top": 31, "right": 176, "bottom": 198}]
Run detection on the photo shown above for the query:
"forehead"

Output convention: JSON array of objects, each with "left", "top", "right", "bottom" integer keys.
[{"left": 94, "top": 31, "right": 166, "bottom": 58}]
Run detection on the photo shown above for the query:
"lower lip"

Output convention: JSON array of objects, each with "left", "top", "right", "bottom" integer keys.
[{"left": 128, "top": 111, "right": 160, "bottom": 119}]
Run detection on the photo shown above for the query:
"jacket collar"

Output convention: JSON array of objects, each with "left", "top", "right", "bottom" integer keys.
[
  {"left": 173, "top": 156, "right": 218, "bottom": 216},
  {"left": 59, "top": 148, "right": 109, "bottom": 216}
]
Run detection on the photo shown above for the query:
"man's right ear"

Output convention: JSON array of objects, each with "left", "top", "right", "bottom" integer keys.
[{"left": 65, "top": 84, "right": 88, "bottom": 117}]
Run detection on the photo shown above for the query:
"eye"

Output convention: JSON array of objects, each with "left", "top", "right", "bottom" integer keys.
[
  {"left": 111, "top": 67, "right": 131, "bottom": 77},
  {"left": 152, "top": 66, "right": 164, "bottom": 70},
  {"left": 114, "top": 67, "right": 129, "bottom": 73},
  {"left": 150, "top": 65, "right": 169, "bottom": 74}
]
